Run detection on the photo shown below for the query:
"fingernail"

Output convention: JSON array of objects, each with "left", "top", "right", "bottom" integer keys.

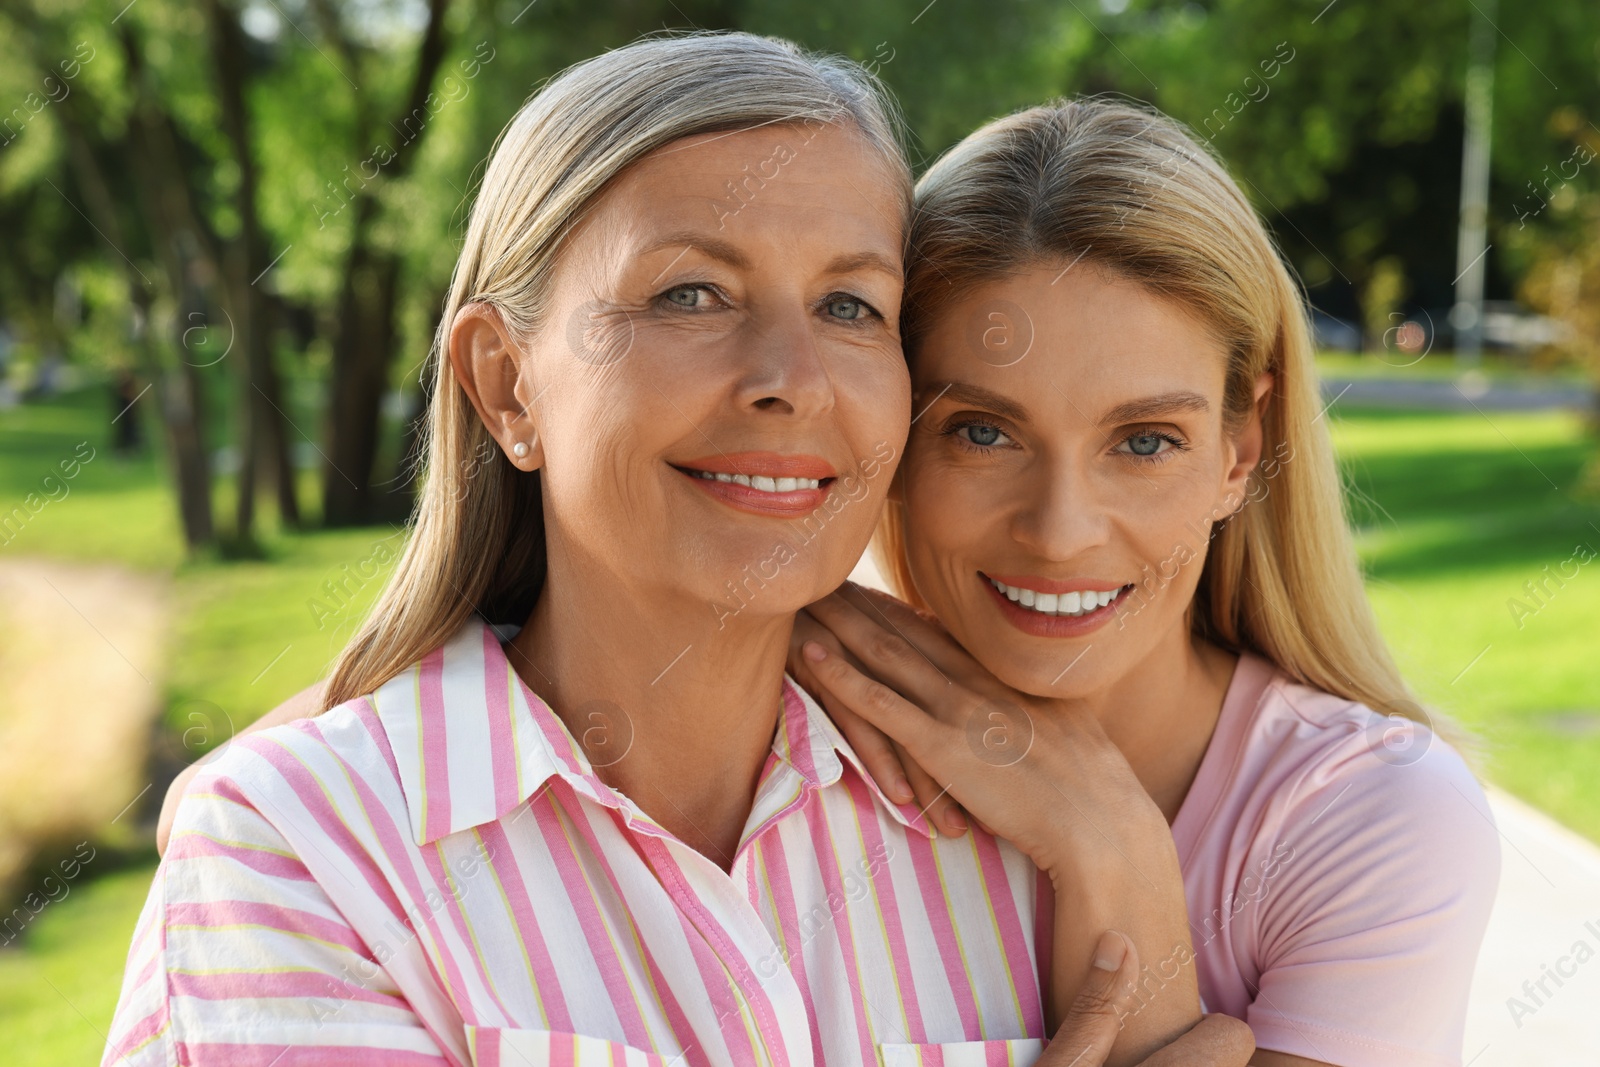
[
  {"left": 803, "top": 642, "right": 827, "bottom": 662},
  {"left": 1093, "top": 930, "right": 1128, "bottom": 972},
  {"left": 891, "top": 776, "right": 913, "bottom": 803},
  {"left": 945, "top": 808, "right": 967, "bottom": 833}
]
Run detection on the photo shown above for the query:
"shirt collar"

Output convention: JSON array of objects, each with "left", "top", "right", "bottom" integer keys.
[{"left": 372, "top": 617, "right": 935, "bottom": 845}]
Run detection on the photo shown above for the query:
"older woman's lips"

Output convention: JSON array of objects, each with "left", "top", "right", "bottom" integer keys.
[{"left": 674, "top": 451, "right": 837, "bottom": 518}]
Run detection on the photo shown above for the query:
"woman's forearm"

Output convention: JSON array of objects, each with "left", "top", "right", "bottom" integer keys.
[
  {"left": 154, "top": 680, "right": 326, "bottom": 855},
  {"left": 1045, "top": 822, "right": 1201, "bottom": 1065}
]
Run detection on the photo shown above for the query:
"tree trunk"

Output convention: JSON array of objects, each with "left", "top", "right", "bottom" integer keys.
[
  {"left": 320, "top": 0, "right": 452, "bottom": 527},
  {"left": 206, "top": 0, "right": 299, "bottom": 541}
]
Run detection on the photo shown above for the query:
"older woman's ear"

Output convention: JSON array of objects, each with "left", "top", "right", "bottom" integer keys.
[{"left": 449, "top": 302, "right": 545, "bottom": 470}]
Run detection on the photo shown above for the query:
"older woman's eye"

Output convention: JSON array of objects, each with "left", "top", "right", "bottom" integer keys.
[
  {"left": 662, "top": 284, "right": 710, "bottom": 308},
  {"left": 953, "top": 422, "right": 1009, "bottom": 448},
  {"left": 824, "top": 294, "right": 876, "bottom": 321}
]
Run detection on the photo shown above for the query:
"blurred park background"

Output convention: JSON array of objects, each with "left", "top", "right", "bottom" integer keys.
[{"left": 1, "top": 0, "right": 1599, "bottom": 1063}]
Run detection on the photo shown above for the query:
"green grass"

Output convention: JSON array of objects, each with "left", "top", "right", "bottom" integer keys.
[
  {"left": 1331, "top": 406, "right": 1600, "bottom": 840},
  {"left": 1315, "top": 350, "right": 1590, "bottom": 384},
  {"left": 0, "top": 866, "right": 156, "bottom": 1067}
]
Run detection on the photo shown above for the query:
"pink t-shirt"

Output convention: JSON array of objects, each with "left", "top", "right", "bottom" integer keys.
[{"left": 1172, "top": 652, "right": 1500, "bottom": 1067}]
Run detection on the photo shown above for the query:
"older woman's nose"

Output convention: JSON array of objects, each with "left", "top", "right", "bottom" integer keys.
[{"left": 733, "top": 311, "right": 837, "bottom": 419}]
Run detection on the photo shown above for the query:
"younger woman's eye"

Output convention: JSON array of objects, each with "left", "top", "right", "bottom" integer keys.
[{"left": 1115, "top": 430, "right": 1186, "bottom": 460}]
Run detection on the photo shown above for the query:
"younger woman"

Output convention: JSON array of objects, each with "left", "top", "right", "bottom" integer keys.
[{"left": 792, "top": 99, "right": 1500, "bottom": 1067}]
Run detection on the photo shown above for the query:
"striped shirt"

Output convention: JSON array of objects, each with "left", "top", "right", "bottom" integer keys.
[{"left": 104, "top": 618, "right": 1051, "bottom": 1066}]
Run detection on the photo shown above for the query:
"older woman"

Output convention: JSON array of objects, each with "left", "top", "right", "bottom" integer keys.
[{"left": 111, "top": 33, "right": 1245, "bottom": 1067}]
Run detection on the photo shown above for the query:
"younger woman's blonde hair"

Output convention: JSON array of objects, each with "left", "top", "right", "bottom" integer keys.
[
  {"left": 876, "top": 98, "right": 1445, "bottom": 734},
  {"left": 323, "top": 32, "right": 908, "bottom": 708}
]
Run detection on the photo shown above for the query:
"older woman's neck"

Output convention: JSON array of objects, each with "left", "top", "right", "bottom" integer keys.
[{"left": 507, "top": 567, "right": 795, "bottom": 871}]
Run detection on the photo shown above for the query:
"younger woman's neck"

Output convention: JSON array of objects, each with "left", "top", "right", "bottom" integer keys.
[
  {"left": 1090, "top": 624, "right": 1238, "bottom": 823},
  {"left": 507, "top": 559, "right": 794, "bottom": 870}
]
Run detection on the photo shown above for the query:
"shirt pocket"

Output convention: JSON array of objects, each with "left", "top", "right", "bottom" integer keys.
[
  {"left": 465, "top": 1026, "right": 669, "bottom": 1066},
  {"left": 878, "top": 1037, "right": 1045, "bottom": 1067}
]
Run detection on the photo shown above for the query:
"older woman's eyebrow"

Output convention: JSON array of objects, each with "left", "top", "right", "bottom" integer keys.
[
  {"left": 1099, "top": 391, "right": 1210, "bottom": 425},
  {"left": 639, "top": 233, "right": 753, "bottom": 273},
  {"left": 825, "top": 250, "right": 902, "bottom": 280},
  {"left": 916, "top": 381, "right": 1030, "bottom": 424}
]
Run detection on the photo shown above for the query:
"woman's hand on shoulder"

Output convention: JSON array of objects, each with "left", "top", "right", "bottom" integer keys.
[
  {"left": 155, "top": 680, "right": 326, "bottom": 855},
  {"left": 790, "top": 582, "right": 1167, "bottom": 877}
]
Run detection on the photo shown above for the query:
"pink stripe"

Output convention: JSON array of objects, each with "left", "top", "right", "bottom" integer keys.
[
  {"left": 258, "top": 724, "right": 478, "bottom": 1024},
  {"left": 803, "top": 797, "right": 876, "bottom": 1065},
  {"left": 903, "top": 831, "right": 982, "bottom": 1037},
  {"left": 530, "top": 795, "right": 654, "bottom": 1048},
  {"left": 753, "top": 831, "right": 824, "bottom": 1060},
  {"left": 560, "top": 804, "right": 709, "bottom": 1056},
  {"left": 510, "top": 671, "right": 588, "bottom": 778},
  {"left": 639, "top": 830, "right": 793, "bottom": 1066},
  {"left": 173, "top": 1043, "right": 450, "bottom": 1066},
  {"left": 971, "top": 831, "right": 1043, "bottom": 1034},
  {"left": 475, "top": 1028, "right": 500, "bottom": 1067},
  {"left": 922, "top": 1047, "right": 945, "bottom": 1067},
  {"left": 169, "top": 969, "right": 406, "bottom": 1008},
  {"left": 551, "top": 1030, "right": 576, "bottom": 1067},
  {"left": 167, "top": 827, "right": 317, "bottom": 883},
  {"left": 473, "top": 819, "right": 574, "bottom": 1031},
  {"left": 167, "top": 901, "right": 368, "bottom": 955},
  {"left": 418, "top": 648, "right": 452, "bottom": 842},
  {"left": 841, "top": 773, "right": 927, "bottom": 1040},
  {"left": 105, "top": 1005, "right": 168, "bottom": 1063},
  {"left": 417, "top": 841, "right": 521, "bottom": 1024},
  {"left": 482, "top": 629, "right": 522, "bottom": 816},
  {"left": 1033, "top": 867, "right": 1054, "bottom": 1016},
  {"left": 779, "top": 685, "right": 819, "bottom": 781}
]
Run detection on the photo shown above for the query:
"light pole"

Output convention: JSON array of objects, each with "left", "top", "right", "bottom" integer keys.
[{"left": 1453, "top": 0, "right": 1498, "bottom": 366}]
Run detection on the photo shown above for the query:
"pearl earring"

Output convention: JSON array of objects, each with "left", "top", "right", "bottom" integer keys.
[{"left": 512, "top": 441, "right": 529, "bottom": 459}]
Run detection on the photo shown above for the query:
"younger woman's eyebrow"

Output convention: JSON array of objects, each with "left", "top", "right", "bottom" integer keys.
[
  {"left": 916, "top": 381, "right": 1030, "bottom": 424},
  {"left": 1099, "top": 391, "right": 1210, "bottom": 425}
]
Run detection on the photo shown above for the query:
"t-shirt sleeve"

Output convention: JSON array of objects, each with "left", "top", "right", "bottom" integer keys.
[
  {"left": 102, "top": 765, "right": 453, "bottom": 1066},
  {"left": 1243, "top": 735, "right": 1500, "bottom": 1067}
]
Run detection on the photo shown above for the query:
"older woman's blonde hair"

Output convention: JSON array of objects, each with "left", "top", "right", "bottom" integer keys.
[
  {"left": 323, "top": 32, "right": 908, "bottom": 707},
  {"left": 876, "top": 98, "right": 1445, "bottom": 734}
]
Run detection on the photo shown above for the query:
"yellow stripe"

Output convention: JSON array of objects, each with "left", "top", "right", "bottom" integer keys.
[
  {"left": 551, "top": 805, "right": 656, "bottom": 1040},
  {"left": 473, "top": 826, "right": 551, "bottom": 1029},
  {"left": 849, "top": 797, "right": 911, "bottom": 1036},
  {"left": 268, "top": 735, "right": 465, "bottom": 1009},
  {"left": 967, "top": 832, "right": 1028, "bottom": 1033},
  {"left": 437, "top": 837, "right": 514, "bottom": 1018},
  {"left": 928, "top": 841, "right": 986, "bottom": 1034},
  {"left": 171, "top": 829, "right": 299, "bottom": 859}
]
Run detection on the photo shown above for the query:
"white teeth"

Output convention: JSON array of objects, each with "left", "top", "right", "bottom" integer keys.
[
  {"left": 988, "top": 578, "right": 1125, "bottom": 618},
  {"left": 687, "top": 469, "right": 821, "bottom": 492}
]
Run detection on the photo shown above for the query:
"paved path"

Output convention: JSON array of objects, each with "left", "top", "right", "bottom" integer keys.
[
  {"left": 1322, "top": 375, "right": 1594, "bottom": 413},
  {"left": 0, "top": 560, "right": 169, "bottom": 895},
  {"left": 1464, "top": 787, "right": 1600, "bottom": 1066}
]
